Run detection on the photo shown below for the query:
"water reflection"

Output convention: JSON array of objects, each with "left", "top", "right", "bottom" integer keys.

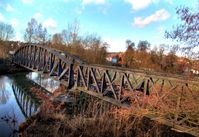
[
  {"left": 0, "top": 72, "right": 58, "bottom": 137},
  {"left": 27, "top": 72, "right": 60, "bottom": 92},
  {"left": 12, "top": 85, "right": 39, "bottom": 117},
  {"left": 0, "top": 76, "right": 11, "bottom": 104},
  {"left": 0, "top": 74, "right": 40, "bottom": 137}
]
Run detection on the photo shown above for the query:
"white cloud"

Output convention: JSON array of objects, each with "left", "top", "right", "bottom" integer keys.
[
  {"left": 33, "top": 12, "right": 42, "bottom": 20},
  {"left": 134, "top": 9, "right": 170, "bottom": 27},
  {"left": 10, "top": 18, "right": 19, "bottom": 27},
  {"left": 43, "top": 18, "right": 57, "bottom": 29},
  {"left": 124, "top": 0, "right": 173, "bottom": 10},
  {"left": 82, "top": 0, "right": 106, "bottom": 5},
  {"left": 124, "top": 0, "right": 153, "bottom": 10},
  {"left": 21, "top": 0, "right": 34, "bottom": 4},
  {"left": 6, "top": 4, "right": 15, "bottom": 12},
  {"left": 0, "top": 13, "right": 4, "bottom": 22}
]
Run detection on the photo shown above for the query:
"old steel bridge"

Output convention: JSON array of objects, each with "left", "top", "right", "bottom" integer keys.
[{"left": 12, "top": 44, "right": 199, "bottom": 108}]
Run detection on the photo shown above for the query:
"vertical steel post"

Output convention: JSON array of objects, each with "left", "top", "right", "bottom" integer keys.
[{"left": 68, "top": 63, "right": 74, "bottom": 89}]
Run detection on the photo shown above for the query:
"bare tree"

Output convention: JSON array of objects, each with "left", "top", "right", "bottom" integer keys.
[
  {"left": 0, "top": 22, "right": 14, "bottom": 41},
  {"left": 137, "top": 40, "right": 150, "bottom": 52},
  {"left": 123, "top": 40, "right": 135, "bottom": 67},
  {"left": 24, "top": 18, "right": 49, "bottom": 44},
  {"left": 36, "top": 23, "right": 48, "bottom": 44},
  {"left": 51, "top": 33, "right": 63, "bottom": 45},
  {"left": 61, "top": 20, "right": 80, "bottom": 45},
  {"left": 50, "top": 21, "right": 108, "bottom": 64},
  {"left": 165, "top": 6, "right": 199, "bottom": 50},
  {"left": 24, "top": 18, "right": 38, "bottom": 43}
]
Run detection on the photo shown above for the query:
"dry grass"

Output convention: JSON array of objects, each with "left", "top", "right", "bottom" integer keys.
[
  {"left": 121, "top": 80, "right": 199, "bottom": 136},
  {"left": 0, "top": 43, "right": 9, "bottom": 59},
  {"left": 20, "top": 85, "right": 198, "bottom": 137}
]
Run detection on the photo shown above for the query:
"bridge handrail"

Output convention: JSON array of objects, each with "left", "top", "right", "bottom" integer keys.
[
  {"left": 13, "top": 44, "right": 199, "bottom": 85},
  {"left": 82, "top": 64, "right": 199, "bottom": 85},
  {"left": 13, "top": 43, "right": 85, "bottom": 64},
  {"left": 51, "top": 48, "right": 87, "bottom": 64},
  {"left": 12, "top": 44, "right": 199, "bottom": 108}
]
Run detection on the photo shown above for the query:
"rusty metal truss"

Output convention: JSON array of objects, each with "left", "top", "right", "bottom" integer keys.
[{"left": 12, "top": 44, "right": 199, "bottom": 108}]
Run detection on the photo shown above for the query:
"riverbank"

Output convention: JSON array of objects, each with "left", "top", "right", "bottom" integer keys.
[
  {"left": 21, "top": 115, "right": 194, "bottom": 137},
  {"left": 19, "top": 87, "right": 197, "bottom": 137},
  {"left": 0, "top": 59, "right": 27, "bottom": 75}
]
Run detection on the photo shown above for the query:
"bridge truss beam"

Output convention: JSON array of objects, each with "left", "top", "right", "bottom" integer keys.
[{"left": 13, "top": 44, "right": 199, "bottom": 108}]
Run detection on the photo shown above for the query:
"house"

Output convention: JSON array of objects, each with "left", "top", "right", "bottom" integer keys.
[
  {"left": 106, "top": 52, "right": 124, "bottom": 65},
  {"left": 190, "top": 60, "right": 199, "bottom": 75}
]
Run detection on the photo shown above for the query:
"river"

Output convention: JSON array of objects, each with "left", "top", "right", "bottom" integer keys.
[{"left": 0, "top": 72, "right": 60, "bottom": 137}]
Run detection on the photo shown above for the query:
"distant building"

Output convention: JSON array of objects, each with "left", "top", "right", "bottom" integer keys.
[
  {"left": 190, "top": 60, "right": 199, "bottom": 75},
  {"left": 190, "top": 69, "right": 199, "bottom": 74},
  {"left": 106, "top": 52, "right": 124, "bottom": 65},
  {"left": 111, "top": 57, "right": 118, "bottom": 64}
]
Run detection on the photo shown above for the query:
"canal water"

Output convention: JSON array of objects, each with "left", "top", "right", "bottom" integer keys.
[{"left": 0, "top": 72, "right": 60, "bottom": 137}]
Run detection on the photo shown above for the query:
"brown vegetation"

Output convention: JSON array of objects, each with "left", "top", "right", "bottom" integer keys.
[
  {"left": 0, "top": 41, "right": 12, "bottom": 59},
  {"left": 113, "top": 44, "right": 196, "bottom": 75},
  {"left": 20, "top": 82, "right": 199, "bottom": 137},
  {"left": 0, "top": 40, "right": 21, "bottom": 59}
]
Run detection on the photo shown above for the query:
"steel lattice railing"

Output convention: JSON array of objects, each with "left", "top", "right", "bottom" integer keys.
[{"left": 13, "top": 44, "right": 199, "bottom": 108}]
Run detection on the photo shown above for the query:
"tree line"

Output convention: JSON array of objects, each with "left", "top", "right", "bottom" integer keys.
[
  {"left": 116, "top": 40, "right": 191, "bottom": 74},
  {"left": 0, "top": 5, "right": 198, "bottom": 73}
]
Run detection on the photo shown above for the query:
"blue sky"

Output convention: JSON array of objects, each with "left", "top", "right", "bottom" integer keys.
[{"left": 0, "top": 0, "right": 198, "bottom": 52}]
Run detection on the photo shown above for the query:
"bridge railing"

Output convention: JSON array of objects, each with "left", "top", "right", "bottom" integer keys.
[
  {"left": 12, "top": 44, "right": 199, "bottom": 107},
  {"left": 73, "top": 64, "right": 198, "bottom": 106}
]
